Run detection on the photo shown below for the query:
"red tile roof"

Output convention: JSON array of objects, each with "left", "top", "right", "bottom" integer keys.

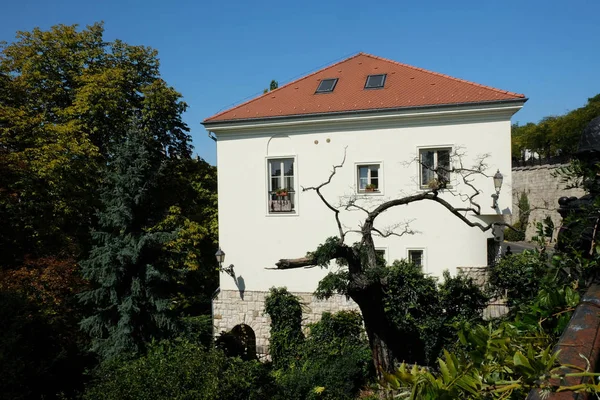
[{"left": 204, "top": 53, "right": 525, "bottom": 123}]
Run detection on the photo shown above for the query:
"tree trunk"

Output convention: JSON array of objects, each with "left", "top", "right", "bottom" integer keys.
[{"left": 348, "top": 279, "right": 425, "bottom": 377}]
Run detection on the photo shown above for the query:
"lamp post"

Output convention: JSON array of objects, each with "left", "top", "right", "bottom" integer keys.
[
  {"left": 491, "top": 169, "right": 503, "bottom": 209},
  {"left": 215, "top": 248, "right": 235, "bottom": 278},
  {"left": 215, "top": 248, "right": 225, "bottom": 266}
]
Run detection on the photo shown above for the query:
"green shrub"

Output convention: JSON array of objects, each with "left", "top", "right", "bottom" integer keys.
[
  {"left": 84, "top": 340, "right": 222, "bottom": 400},
  {"left": 383, "top": 261, "right": 488, "bottom": 365},
  {"left": 504, "top": 192, "right": 530, "bottom": 242},
  {"left": 275, "top": 349, "right": 370, "bottom": 400},
  {"left": 84, "top": 339, "right": 277, "bottom": 400},
  {"left": 219, "top": 357, "right": 279, "bottom": 400},
  {"left": 275, "top": 311, "right": 372, "bottom": 400},
  {"left": 487, "top": 251, "right": 547, "bottom": 308},
  {"left": 504, "top": 221, "right": 526, "bottom": 241},
  {"left": 264, "top": 287, "right": 304, "bottom": 368}
]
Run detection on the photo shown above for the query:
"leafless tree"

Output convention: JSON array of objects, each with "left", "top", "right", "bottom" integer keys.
[{"left": 270, "top": 148, "right": 512, "bottom": 374}]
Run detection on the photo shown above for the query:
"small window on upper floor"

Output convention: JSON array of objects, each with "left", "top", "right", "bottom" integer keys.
[
  {"left": 315, "top": 78, "right": 338, "bottom": 93},
  {"left": 408, "top": 249, "right": 424, "bottom": 268},
  {"left": 268, "top": 158, "right": 296, "bottom": 214},
  {"left": 419, "top": 147, "right": 451, "bottom": 189},
  {"left": 365, "top": 74, "right": 387, "bottom": 89},
  {"left": 357, "top": 164, "right": 380, "bottom": 193}
]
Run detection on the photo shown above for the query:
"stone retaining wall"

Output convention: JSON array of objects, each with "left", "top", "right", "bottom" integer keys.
[
  {"left": 457, "top": 266, "right": 508, "bottom": 319},
  {"left": 212, "top": 289, "right": 358, "bottom": 355},
  {"left": 511, "top": 164, "right": 584, "bottom": 241}
]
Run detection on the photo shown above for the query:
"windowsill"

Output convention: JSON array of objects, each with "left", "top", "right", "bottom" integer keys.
[
  {"left": 266, "top": 212, "right": 299, "bottom": 217},
  {"left": 419, "top": 186, "right": 454, "bottom": 192},
  {"left": 357, "top": 190, "right": 384, "bottom": 196}
]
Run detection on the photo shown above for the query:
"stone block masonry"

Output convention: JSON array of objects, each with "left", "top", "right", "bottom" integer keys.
[
  {"left": 511, "top": 164, "right": 584, "bottom": 241},
  {"left": 212, "top": 289, "right": 359, "bottom": 355}
]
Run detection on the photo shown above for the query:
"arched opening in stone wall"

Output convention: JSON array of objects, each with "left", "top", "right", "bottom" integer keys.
[{"left": 216, "top": 323, "right": 257, "bottom": 361}]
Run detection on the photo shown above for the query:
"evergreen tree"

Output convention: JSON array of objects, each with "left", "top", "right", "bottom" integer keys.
[{"left": 79, "top": 126, "right": 183, "bottom": 360}]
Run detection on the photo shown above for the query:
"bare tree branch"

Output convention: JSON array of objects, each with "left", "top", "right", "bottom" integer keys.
[
  {"left": 302, "top": 147, "right": 348, "bottom": 241},
  {"left": 273, "top": 149, "right": 511, "bottom": 271},
  {"left": 372, "top": 221, "right": 415, "bottom": 238}
]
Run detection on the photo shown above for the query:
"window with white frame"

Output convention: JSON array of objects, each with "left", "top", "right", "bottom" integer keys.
[
  {"left": 407, "top": 249, "right": 424, "bottom": 268},
  {"left": 268, "top": 158, "right": 296, "bottom": 213},
  {"left": 375, "top": 249, "right": 387, "bottom": 266},
  {"left": 357, "top": 164, "right": 380, "bottom": 193},
  {"left": 419, "top": 148, "right": 451, "bottom": 189}
]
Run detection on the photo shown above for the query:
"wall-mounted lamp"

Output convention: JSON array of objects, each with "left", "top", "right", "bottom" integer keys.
[
  {"left": 215, "top": 248, "right": 235, "bottom": 278},
  {"left": 491, "top": 170, "right": 503, "bottom": 209}
]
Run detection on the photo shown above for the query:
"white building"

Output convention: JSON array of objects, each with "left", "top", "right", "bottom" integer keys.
[{"left": 203, "top": 53, "right": 526, "bottom": 352}]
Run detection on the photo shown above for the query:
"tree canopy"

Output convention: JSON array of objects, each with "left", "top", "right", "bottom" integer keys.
[
  {"left": 512, "top": 94, "right": 600, "bottom": 163},
  {"left": 0, "top": 22, "right": 191, "bottom": 265},
  {"left": 0, "top": 23, "right": 218, "bottom": 397}
]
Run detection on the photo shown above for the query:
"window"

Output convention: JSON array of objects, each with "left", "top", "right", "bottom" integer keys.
[
  {"left": 375, "top": 249, "right": 387, "bottom": 266},
  {"left": 419, "top": 148, "right": 451, "bottom": 189},
  {"left": 268, "top": 158, "right": 295, "bottom": 213},
  {"left": 316, "top": 78, "right": 338, "bottom": 93},
  {"left": 408, "top": 249, "right": 424, "bottom": 267},
  {"left": 365, "top": 74, "right": 387, "bottom": 89},
  {"left": 357, "top": 164, "right": 380, "bottom": 193}
]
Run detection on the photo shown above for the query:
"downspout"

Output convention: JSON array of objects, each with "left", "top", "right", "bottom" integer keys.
[{"left": 208, "top": 131, "right": 217, "bottom": 142}]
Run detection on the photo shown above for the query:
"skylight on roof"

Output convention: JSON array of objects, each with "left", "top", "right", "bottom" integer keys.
[
  {"left": 365, "top": 74, "right": 387, "bottom": 89},
  {"left": 315, "top": 78, "right": 338, "bottom": 93}
]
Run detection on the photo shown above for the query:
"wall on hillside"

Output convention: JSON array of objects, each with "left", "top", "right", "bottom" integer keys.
[
  {"left": 510, "top": 164, "right": 584, "bottom": 241},
  {"left": 213, "top": 290, "right": 359, "bottom": 356}
]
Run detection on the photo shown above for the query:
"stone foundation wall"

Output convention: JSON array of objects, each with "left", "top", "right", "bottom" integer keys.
[
  {"left": 457, "top": 266, "right": 509, "bottom": 319},
  {"left": 511, "top": 164, "right": 584, "bottom": 241},
  {"left": 212, "top": 289, "right": 358, "bottom": 355}
]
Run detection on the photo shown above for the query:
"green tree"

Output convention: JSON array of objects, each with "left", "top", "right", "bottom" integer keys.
[
  {"left": 263, "top": 79, "right": 279, "bottom": 93},
  {"left": 151, "top": 157, "right": 219, "bottom": 315},
  {"left": 0, "top": 22, "right": 190, "bottom": 266},
  {"left": 78, "top": 126, "right": 183, "bottom": 360},
  {"left": 512, "top": 94, "right": 600, "bottom": 162}
]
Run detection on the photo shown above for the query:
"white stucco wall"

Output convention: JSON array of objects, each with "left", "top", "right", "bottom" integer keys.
[{"left": 210, "top": 104, "right": 520, "bottom": 294}]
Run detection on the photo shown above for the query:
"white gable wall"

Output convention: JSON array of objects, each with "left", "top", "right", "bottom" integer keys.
[{"left": 212, "top": 104, "right": 518, "bottom": 294}]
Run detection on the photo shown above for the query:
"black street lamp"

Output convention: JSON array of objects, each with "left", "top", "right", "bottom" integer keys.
[
  {"left": 215, "top": 247, "right": 235, "bottom": 278},
  {"left": 215, "top": 248, "right": 225, "bottom": 266},
  {"left": 491, "top": 170, "right": 503, "bottom": 209}
]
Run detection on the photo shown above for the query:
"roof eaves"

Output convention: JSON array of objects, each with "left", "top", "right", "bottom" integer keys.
[{"left": 202, "top": 97, "right": 528, "bottom": 127}]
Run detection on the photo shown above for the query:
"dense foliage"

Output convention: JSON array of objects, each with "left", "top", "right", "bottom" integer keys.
[
  {"left": 512, "top": 93, "right": 600, "bottom": 162},
  {"left": 0, "top": 23, "right": 218, "bottom": 398},
  {"left": 504, "top": 192, "right": 530, "bottom": 241},
  {"left": 78, "top": 127, "right": 185, "bottom": 360},
  {"left": 487, "top": 251, "right": 547, "bottom": 308},
  {"left": 316, "top": 260, "right": 488, "bottom": 366},
  {"left": 385, "top": 232, "right": 599, "bottom": 397},
  {"left": 264, "top": 288, "right": 373, "bottom": 399},
  {"left": 0, "top": 22, "right": 191, "bottom": 265},
  {"left": 84, "top": 340, "right": 278, "bottom": 400},
  {"left": 263, "top": 287, "right": 305, "bottom": 368}
]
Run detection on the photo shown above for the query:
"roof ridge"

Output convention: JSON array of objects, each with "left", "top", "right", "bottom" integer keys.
[
  {"left": 360, "top": 53, "right": 525, "bottom": 98},
  {"left": 204, "top": 53, "right": 363, "bottom": 122}
]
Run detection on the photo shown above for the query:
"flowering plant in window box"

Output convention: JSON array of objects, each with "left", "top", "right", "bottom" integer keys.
[
  {"left": 427, "top": 178, "right": 448, "bottom": 190},
  {"left": 365, "top": 184, "right": 378, "bottom": 192},
  {"left": 427, "top": 179, "right": 440, "bottom": 190},
  {"left": 276, "top": 188, "right": 288, "bottom": 197}
]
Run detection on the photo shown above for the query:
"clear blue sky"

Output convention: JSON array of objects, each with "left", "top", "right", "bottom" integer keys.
[{"left": 1, "top": 0, "right": 598, "bottom": 165}]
